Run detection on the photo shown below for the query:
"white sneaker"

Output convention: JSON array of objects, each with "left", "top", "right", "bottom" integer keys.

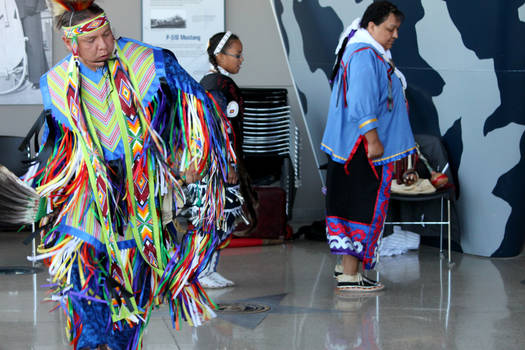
[
  {"left": 199, "top": 274, "right": 224, "bottom": 289},
  {"left": 333, "top": 264, "right": 343, "bottom": 278},
  {"left": 336, "top": 273, "right": 384, "bottom": 292},
  {"left": 209, "top": 272, "right": 235, "bottom": 287}
]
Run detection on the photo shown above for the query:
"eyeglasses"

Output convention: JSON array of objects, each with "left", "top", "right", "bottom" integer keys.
[{"left": 222, "top": 52, "right": 243, "bottom": 59}]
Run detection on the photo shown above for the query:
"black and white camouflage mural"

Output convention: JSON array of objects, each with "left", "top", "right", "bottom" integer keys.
[{"left": 272, "top": 0, "right": 525, "bottom": 257}]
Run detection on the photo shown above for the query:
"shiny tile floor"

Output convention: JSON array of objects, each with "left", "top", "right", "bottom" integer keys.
[{"left": 1, "top": 232, "right": 524, "bottom": 350}]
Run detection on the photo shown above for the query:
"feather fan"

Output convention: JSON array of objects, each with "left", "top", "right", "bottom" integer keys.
[{"left": 0, "top": 164, "right": 45, "bottom": 225}]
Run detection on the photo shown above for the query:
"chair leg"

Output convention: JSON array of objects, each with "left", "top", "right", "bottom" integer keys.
[
  {"left": 447, "top": 199, "right": 454, "bottom": 267},
  {"left": 440, "top": 196, "right": 444, "bottom": 258}
]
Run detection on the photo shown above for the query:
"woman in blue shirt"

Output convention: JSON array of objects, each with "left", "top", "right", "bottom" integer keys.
[{"left": 321, "top": 1, "right": 415, "bottom": 291}]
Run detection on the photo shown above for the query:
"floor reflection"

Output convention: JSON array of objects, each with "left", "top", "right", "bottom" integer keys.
[
  {"left": 327, "top": 293, "right": 381, "bottom": 350},
  {"left": 1, "top": 235, "right": 523, "bottom": 349}
]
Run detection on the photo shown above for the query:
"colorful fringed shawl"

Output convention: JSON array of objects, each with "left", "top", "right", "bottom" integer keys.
[{"left": 34, "top": 37, "right": 234, "bottom": 349}]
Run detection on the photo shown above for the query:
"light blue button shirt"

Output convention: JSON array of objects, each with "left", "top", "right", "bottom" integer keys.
[{"left": 321, "top": 43, "right": 416, "bottom": 165}]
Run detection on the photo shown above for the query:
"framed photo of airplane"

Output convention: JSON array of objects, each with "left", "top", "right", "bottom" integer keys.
[{"left": 142, "top": 0, "right": 224, "bottom": 81}]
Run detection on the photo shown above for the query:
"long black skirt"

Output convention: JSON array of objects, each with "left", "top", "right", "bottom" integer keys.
[{"left": 325, "top": 141, "right": 394, "bottom": 270}]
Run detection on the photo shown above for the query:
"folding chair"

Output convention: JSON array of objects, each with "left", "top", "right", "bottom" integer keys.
[{"left": 385, "top": 186, "right": 455, "bottom": 266}]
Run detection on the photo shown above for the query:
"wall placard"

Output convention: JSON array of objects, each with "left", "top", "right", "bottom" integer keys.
[{"left": 142, "top": 0, "right": 224, "bottom": 81}]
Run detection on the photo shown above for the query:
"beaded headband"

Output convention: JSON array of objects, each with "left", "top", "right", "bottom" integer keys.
[
  {"left": 63, "top": 12, "right": 109, "bottom": 39},
  {"left": 213, "top": 31, "right": 232, "bottom": 56}
]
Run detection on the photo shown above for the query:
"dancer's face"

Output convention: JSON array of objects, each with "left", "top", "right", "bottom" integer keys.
[
  {"left": 217, "top": 39, "right": 244, "bottom": 74},
  {"left": 63, "top": 23, "right": 115, "bottom": 71},
  {"left": 367, "top": 13, "right": 401, "bottom": 51}
]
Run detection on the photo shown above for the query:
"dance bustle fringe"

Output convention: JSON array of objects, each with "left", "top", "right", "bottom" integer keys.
[
  {"left": 156, "top": 230, "right": 218, "bottom": 329},
  {"left": 0, "top": 164, "right": 45, "bottom": 225}
]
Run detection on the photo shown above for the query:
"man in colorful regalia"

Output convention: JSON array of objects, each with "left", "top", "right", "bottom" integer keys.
[{"left": 28, "top": 1, "right": 235, "bottom": 349}]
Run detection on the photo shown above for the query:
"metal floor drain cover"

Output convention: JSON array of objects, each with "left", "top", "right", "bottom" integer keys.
[
  {"left": 0, "top": 266, "right": 42, "bottom": 275},
  {"left": 217, "top": 303, "right": 271, "bottom": 314}
]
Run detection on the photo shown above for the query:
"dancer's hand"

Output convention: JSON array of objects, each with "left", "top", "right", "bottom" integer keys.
[
  {"left": 364, "top": 129, "right": 384, "bottom": 160},
  {"left": 227, "top": 164, "right": 238, "bottom": 184},
  {"left": 182, "top": 163, "right": 203, "bottom": 183}
]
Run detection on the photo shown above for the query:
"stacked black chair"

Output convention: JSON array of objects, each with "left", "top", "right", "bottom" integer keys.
[{"left": 240, "top": 88, "right": 301, "bottom": 218}]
